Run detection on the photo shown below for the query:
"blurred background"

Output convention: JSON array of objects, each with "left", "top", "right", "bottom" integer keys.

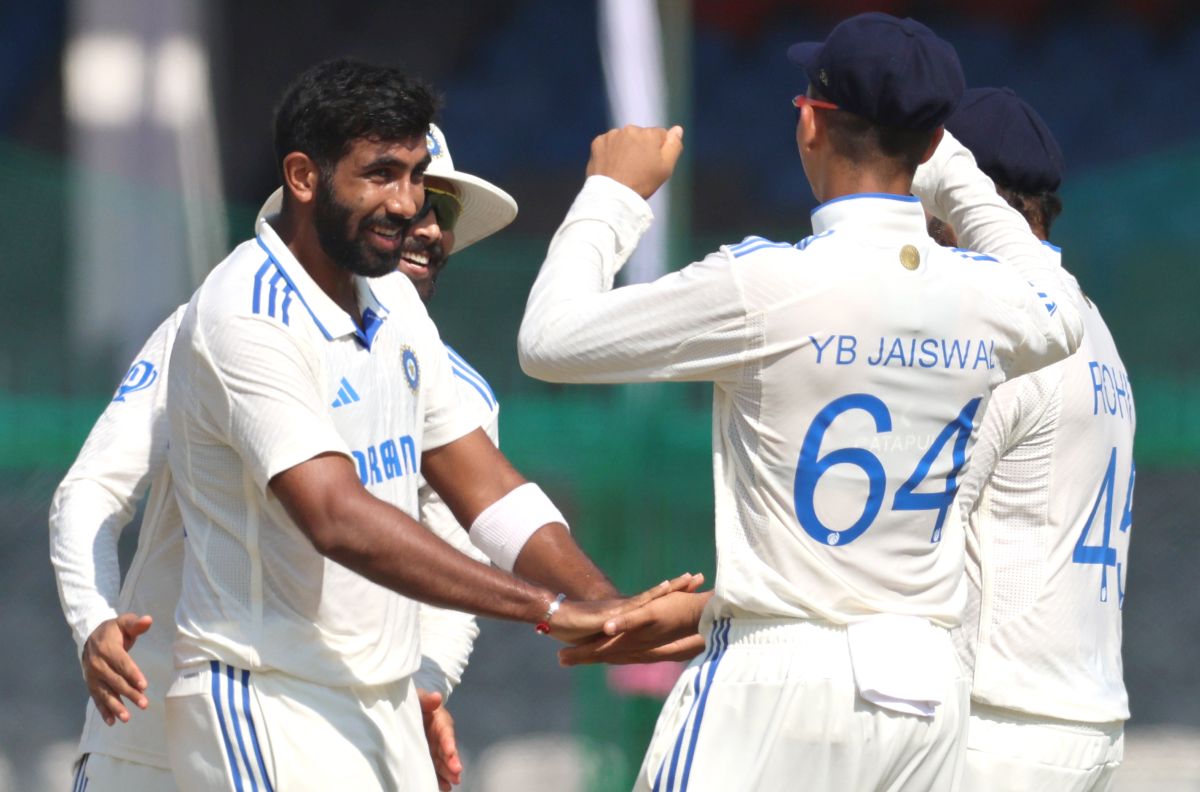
[{"left": 2, "top": 0, "right": 1198, "bottom": 789}]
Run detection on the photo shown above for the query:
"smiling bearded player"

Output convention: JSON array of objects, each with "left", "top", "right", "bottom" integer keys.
[
  {"left": 52, "top": 116, "right": 515, "bottom": 791},
  {"left": 49, "top": 88, "right": 676, "bottom": 791}
]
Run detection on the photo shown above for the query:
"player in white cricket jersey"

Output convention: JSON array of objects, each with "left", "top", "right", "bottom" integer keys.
[
  {"left": 162, "top": 60, "right": 698, "bottom": 791},
  {"left": 49, "top": 121, "right": 525, "bottom": 791},
  {"left": 929, "top": 88, "right": 1133, "bottom": 791},
  {"left": 520, "top": 13, "right": 1085, "bottom": 792}
]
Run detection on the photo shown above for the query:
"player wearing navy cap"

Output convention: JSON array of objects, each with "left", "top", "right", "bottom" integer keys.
[
  {"left": 928, "top": 88, "right": 1132, "bottom": 791},
  {"left": 521, "top": 12, "right": 1083, "bottom": 791}
]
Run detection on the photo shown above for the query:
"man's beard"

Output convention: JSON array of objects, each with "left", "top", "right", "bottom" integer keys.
[{"left": 313, "top": 178, "right": 406, "bottom": 278}]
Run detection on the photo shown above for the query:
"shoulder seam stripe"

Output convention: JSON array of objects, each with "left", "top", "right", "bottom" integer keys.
[
  {"left": 251, "top": 259, "right": 272, "bottom": 316},
  {"left": 452, "top": 367, "right": 496, "bottom": 410},
  {"left": 729, "top": 235, "right": 773, "bottom": 250},
  {"left": 732, "top": 242, "right": 794, "bottom": 258},
  {"left": 445, "top": 346, "right": 486, "bottom": 382},
  {"left": 446, "top": 349, "right": 496, "bottom": 403},
  {"left": 251, "top": 259, "right": 295, "bottom": 326}
]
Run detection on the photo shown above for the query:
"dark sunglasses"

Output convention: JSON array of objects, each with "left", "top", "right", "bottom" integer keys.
[{"left": 416, "top": 185, "right": 463, "bottom": 232}]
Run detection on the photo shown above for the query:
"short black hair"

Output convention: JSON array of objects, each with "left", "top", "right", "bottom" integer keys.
[
  {"left": 273, "top": 59, "right": 437, "bottom": 178},
  {"left": 813, "top": 89, "right": 935, "bottom": 176},
  {"left": 995, "top": 185, "right": 1063, "bottom": 237}
]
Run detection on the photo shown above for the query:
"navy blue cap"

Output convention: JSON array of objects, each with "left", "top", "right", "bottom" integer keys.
[
  {"left": 946, "top": 87, "right": 1064, "bottom": 193},
  {"left": 788, "top": 12, "right": 965, "bottom": 131}
]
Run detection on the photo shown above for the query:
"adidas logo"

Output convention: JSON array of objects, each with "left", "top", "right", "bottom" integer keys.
[{"left": 331, "top": 377, "right": 361, "bottom": 408}]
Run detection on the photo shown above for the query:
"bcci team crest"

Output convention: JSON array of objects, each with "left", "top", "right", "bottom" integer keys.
[
  {"left": 426, "top": 132, "right": 442, "bottom": 157},
  {"left": 113, "top": 360, "right": 157, "bottom": 402},
  {"left": 402, "top": 347, "right": 420, "bottom": 392}
]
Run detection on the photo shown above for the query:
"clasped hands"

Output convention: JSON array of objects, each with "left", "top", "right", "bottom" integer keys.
[{"left": 543, "top": 574, "right": 711, "bottom": 666}]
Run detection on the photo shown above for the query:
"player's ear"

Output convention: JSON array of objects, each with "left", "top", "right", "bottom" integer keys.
[
  {"left": 796, "top": 103, "right": 821, "bottom": 154},
  {"left": 918, "top": 127, "right": 945, "bottom": 166},
  {"left": 282, "top": 152, "right": 320, "bottom": 207}
]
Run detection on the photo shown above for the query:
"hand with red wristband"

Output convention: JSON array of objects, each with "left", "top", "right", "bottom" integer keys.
[{"left": 535, "top": 573, "right": 703, "bottom": 645}]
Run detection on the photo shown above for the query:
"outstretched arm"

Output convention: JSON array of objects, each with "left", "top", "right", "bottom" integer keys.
[
  {"left": 271, "top": 449, "right": 697, "bottom": 640},
  {"left": 49, "top": 306, "right": 186, "bottom": 724},
  {"left": 272, "top": 451, "right": 560, "bottom": 621},
  {"left": 518, "top": 126, "right": 757, "bottom": 386},
  {"left": 422, "top": 429, "right": 618, "bottom": 600}
]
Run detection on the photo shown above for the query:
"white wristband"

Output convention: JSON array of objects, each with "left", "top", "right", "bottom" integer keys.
[{"left": 469, "top": 483, "right": 568, "bottom": 572}]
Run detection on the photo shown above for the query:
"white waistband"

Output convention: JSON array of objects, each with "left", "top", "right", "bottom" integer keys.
[
  {"left": 969, "top": 702, "right": 1125, "bottom": 737},
  {"left": 706, "top": 617, "right": 848, "bottom": 647}
]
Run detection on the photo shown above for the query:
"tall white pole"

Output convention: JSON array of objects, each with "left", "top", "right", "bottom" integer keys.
[
  {"left": 598, "top": 0, "right": 669, "bottom": 284},
  {"left": 64, "top": 0, "right": 225, "bottom": 377}
]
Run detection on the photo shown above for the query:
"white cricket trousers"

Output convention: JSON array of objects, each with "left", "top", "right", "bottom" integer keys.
[
  {"left": 963, "top": 702, "right": 1124, "bottom": 792},
  {"left": 71, "top": 753, "right": 178, "bottom": 792},
  {"left": 633, "top": 617, "right": 970, "bottom": 792},
  {"left": 165, "top": 661, "right": 437, "bottom": 791}
]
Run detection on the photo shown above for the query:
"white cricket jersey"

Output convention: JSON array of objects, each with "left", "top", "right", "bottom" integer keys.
[
  {"left": 50, "top": 307, "right": 187, "bottom": 770},
  {"left": 168, "top": 218, "right": 477, "bottom": 688},
  {"left": 52, "top": 310, "right": 494, "bottom": 770},
  {"left": 519, "top": 171, "right": 1081, "bottom": 628},
  {"left": 955, "top": 245, "right": 1134, "bottom": 723}
]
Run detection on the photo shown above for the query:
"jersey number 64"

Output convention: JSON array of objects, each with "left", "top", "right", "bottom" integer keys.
[{"left": 793, "top": 394, "right": 981, "bottom": 547}]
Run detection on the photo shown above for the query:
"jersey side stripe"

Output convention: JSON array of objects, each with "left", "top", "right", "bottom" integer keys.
[
  {"left": 211, "top": 661, "right": 246, "bottom": 792},
  {"left": 226, "top": 664, "right": 261, "bottom": 792},
  {"left": 241, "top": 669, "right": 276, "bottom": 792},
  {"left": 656, "top": 620, "right": 724, "bottom": 791},
  {"left": 453, "top": 367, "right": 496, "bottom": 410},
  {"left": 72, "top": 754, "right": 88, "bottom": 792},
  {"left": 679, "top": 618, "right": 731, "bottom": 791}
]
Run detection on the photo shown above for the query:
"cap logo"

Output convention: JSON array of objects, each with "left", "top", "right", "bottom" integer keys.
[
  {"left": 426, "top": 132, "right": 443, "bottom": 157},
  {"left": 819, "top": 68, "right": 830, "bottom": 86}
]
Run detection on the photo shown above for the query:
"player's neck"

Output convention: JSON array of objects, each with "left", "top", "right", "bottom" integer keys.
[
  {"left": 275, "top": 211, "right": 363, "bottom": 323},
  {"left": 815, "top": 164, "right": 915, "bottom": 205}
]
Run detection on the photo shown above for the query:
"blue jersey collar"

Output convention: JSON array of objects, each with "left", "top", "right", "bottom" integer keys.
[
  {"left": 255, "top": 217, "right": 392, "bottom": 348},
  {"left": 810, "top": 193, "right": 927, "bottom": 239}
]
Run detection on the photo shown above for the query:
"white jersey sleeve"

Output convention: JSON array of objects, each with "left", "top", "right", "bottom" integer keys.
[
  {"left": 519, "top": 176, "right": 755, "bottom": 384},
  {"left": 912, "top": 130, "right": 1083, "bottom": 378},
  {"left": 180, "top": 311, "right": 352, "bottom": 489},
  {"left": 49, "top": 305, "right": 186, "bottom": 653},
  {"left": 412, "top": 348, "right": 499, "bottom": 698}
]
